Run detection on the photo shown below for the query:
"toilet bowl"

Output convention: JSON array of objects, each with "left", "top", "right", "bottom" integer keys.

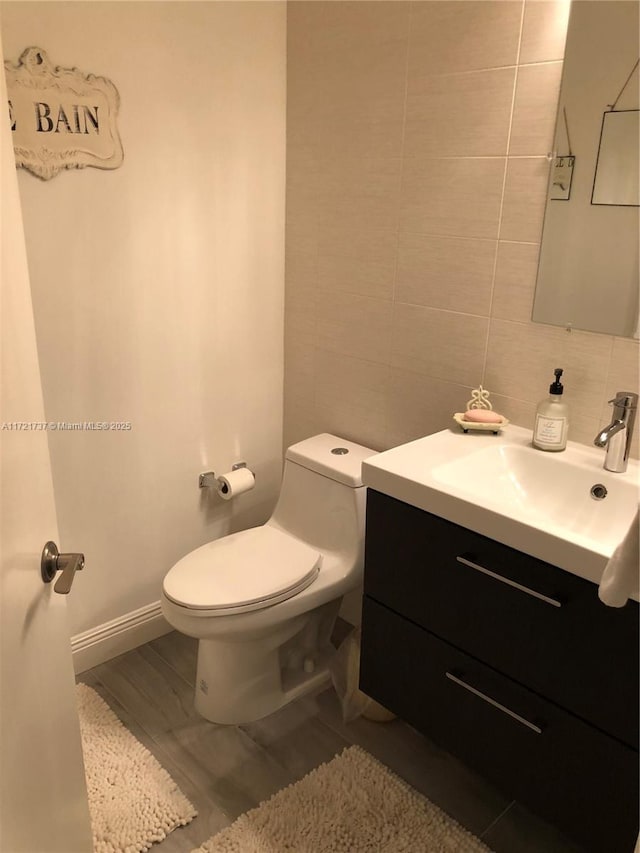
[{"left": 161, "top": 433, "right": 375, "bottom": 724}]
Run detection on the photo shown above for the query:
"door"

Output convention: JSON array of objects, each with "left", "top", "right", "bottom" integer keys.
[{"left": 0, "top": 39, "right": 93, "bottom": 853}]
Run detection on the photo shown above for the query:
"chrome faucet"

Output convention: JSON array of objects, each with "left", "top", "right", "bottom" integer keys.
[{"left": 593, "top": 391, "right": 638, "bottom": 473}]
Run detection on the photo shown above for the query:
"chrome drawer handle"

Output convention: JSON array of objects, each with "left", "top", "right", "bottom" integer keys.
[
  {"left": 445, "top": 672, "right": 543, "bottom": 734},
  {"left": 456, "top": 556, "right": 562, "bottom": 608}
]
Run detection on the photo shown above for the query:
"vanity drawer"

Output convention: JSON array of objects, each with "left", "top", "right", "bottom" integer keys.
[
  {"left": 360, "top": 597, "right": 639, "bottom": 853},
  {"left": 364, "top": 489, "right": 639, "bottom": 748}
]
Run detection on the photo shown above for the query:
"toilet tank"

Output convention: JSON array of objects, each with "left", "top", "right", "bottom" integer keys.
[{"left": 269, "top": 434, "right": 376, "bottom": 562}]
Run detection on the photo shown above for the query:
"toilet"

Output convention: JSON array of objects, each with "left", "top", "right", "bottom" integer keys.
[{"left": 161, "top": 433, "right": 375, "bottom": 725}]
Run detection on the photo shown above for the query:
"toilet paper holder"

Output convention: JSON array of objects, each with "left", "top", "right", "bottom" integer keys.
[{"left": 199, "top": 462, "right": 253, "bottom": 490}]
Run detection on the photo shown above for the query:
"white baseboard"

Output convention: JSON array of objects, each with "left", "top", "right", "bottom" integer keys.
[
  {"left": 72, "top": 592, "right": 360, "bottom": 675},
  {"left": 72, "top": 601, "right": 172, "bottom": 674}
]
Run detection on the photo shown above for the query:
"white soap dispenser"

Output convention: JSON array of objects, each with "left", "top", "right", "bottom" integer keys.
[{"left": 533, "top": 368, "right": 569, "bottom": 451}]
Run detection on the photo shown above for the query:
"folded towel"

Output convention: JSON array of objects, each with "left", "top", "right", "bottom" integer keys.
[{"left": 598, "top": 509, "right": 639, "bottom": 607}]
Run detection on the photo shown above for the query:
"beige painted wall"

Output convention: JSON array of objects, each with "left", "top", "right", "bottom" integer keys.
[
  {"left": 284, "top": 0, "right": 639, "bottom": 456},
  {"left": 2, "top": 1, "right": 286, "bottom": 635}
]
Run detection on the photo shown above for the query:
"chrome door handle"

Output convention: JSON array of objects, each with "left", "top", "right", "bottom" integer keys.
[{"left": 41, "top": 541, "right": 85, "bottom": 594}]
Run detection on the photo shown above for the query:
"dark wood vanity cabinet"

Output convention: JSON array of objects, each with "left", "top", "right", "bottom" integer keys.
[{"left": 360, "top": 489, "right": 639, "bottom": 853}]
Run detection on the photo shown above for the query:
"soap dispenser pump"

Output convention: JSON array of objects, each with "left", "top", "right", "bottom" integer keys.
[{"left": 533, "top": 368, "right": 569, "bottom": 451}]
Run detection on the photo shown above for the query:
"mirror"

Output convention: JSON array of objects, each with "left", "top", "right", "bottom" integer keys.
[
  {"left": 592, "top": 110, "right": 639, "bottom": 206},
  {"left": 532, "top": 1, "right": 639, "bottom": 338}
]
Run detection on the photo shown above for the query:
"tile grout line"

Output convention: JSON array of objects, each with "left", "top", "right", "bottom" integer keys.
[
  {"left": 82, "top": 649, "right": 201, "bottom": 747},
  {"left": 481, "top": 0, "right": 528, "bottom": 389},
  {"left": 386, "top": 2, "right": 415, "bottom": 447},
  {"left": 146, "top": 639, "right": 197, "bottom": 690},
  {"left": 479, "top": 800, "right": 517, "bottom": 841}
]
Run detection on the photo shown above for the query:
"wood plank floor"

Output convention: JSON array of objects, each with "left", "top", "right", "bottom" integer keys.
[{"left": 77, "top": 629, "right": 584, "bottom": 853}]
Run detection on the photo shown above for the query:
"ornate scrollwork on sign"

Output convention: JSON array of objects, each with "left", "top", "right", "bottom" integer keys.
[{"left": 4, "top": 47, "right": 124, "bottom": 180}]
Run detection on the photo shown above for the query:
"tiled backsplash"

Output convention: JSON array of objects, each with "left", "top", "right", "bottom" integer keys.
[{"left": 284, "top": 0, "right": 639, "bottom": 456}]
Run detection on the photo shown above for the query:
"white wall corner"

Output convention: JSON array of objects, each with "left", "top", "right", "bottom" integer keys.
[{"left": 71, "top": 602, "right": 172, "bottom": 674}]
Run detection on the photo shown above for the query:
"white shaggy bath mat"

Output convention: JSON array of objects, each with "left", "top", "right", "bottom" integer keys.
[
  {"left": 77, "top": 683, "right": 197, "bottom": 853},
  {"left": 192, "top": 745, "right": 492, "bottom": 852}
]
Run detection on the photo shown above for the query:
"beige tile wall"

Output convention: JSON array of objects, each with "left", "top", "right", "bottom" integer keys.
[{"left": 284, "top": 0, "right": 639, "bottom": 456}]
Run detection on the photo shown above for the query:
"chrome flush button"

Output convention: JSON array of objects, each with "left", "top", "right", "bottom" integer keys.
[{"left": 331, "top": 447, "right": 349, "bottom": 455}]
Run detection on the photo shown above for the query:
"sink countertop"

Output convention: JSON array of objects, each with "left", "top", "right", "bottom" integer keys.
[{"left": 362, "top": 424, "right": 639, "bottom": 594}]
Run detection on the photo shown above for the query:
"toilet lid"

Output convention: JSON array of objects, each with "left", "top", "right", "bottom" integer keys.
[{"left": 163, "top": 525, "right": 321, "bottom": 614}]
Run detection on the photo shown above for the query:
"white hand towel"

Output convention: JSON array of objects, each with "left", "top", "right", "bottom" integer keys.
[{"left": 598, "top": 508, "right": 639, "bottom": 607}]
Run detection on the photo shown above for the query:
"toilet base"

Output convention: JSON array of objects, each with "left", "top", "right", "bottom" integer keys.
[
  {"left": 195, "top": 651, "right": 333, "bottom": 725},
  {"left": 193, "top": 600, "right": 341, "bottom": 724}
]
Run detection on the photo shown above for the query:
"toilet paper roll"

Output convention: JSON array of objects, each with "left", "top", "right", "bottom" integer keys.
[{"left": 216, "top": 467, "right": 255, "bottom": 501}]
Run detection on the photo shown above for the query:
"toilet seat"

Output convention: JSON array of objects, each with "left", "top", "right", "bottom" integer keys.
[{"left": 162, "top": 525, "right": 321, "bottom": 616}]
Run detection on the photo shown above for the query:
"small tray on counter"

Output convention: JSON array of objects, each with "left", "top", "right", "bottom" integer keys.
[{"left": 453, "top": 413, "right": 509, "bottom": 434}]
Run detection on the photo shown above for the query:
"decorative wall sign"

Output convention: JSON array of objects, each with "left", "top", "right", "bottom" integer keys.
[{"left": 4, "top": 47, "right": 123, "bottom": 180}]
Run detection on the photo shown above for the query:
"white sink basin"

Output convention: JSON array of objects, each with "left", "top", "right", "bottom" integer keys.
[
  {"left": 362, "top": 424, "right": 639, "bottom": 593},
  {"left": 432, "top": 442, "right": 638, "bottom": 550}
]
